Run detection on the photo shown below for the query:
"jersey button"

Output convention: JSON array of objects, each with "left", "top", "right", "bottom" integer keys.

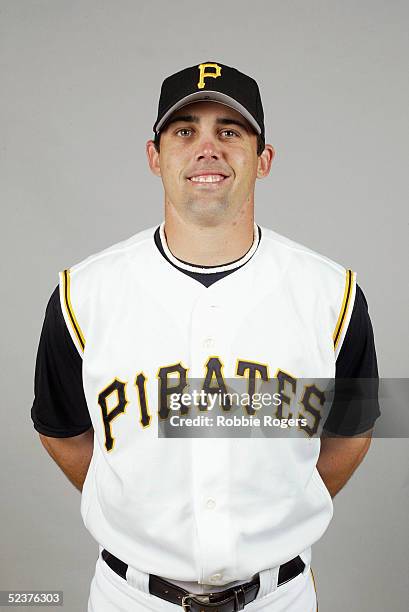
[
  {"left": 205, "top": 497, "right": 216, "bottom": 509},
  {"left": 202, "top": 337, "right": 215, "bottom": 349}
]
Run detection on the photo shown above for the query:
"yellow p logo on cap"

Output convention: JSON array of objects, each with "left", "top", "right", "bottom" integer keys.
[{"left": 197, "top": 63, "right": 222, "bottom": 89}]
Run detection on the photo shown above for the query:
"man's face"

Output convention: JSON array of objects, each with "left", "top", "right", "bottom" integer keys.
[{"left": 147, "top": 101, "right": 269, "bottom": 226}]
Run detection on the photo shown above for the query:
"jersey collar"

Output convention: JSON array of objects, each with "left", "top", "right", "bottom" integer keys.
[{"left": 157, "top": 222, "right": 260, "bottom": 274}]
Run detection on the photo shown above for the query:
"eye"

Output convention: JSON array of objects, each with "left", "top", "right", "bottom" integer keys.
[
  {"left": 221, "top": 129, "right": 239, "bottom": 137},
  {"left": 175, "top": 128, "right": 193, "bottom": 137}
]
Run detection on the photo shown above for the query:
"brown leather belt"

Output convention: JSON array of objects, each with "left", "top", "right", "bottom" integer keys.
[{"left": 101, "top": 549, "right": 305, "bottom": 611}]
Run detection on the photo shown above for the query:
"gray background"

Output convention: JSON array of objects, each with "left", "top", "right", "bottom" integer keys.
[{"left": 1, "top": 1, "right": 408, "bottom": 610}]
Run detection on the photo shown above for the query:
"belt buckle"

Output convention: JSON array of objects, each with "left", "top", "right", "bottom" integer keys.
[{"left": 181, "top": 593, "right": 210, "bottom": 611}]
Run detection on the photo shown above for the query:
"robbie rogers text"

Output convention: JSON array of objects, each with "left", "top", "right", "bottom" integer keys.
[{"left": 169, "top": 415, "right": 308, "bottom": 428}]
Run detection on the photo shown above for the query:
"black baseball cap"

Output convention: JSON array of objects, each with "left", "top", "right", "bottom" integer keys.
[{"left": 153, "top": 61, "right": 265, "bottom": 148}]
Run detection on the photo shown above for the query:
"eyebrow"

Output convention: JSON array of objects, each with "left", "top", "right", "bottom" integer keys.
[{"left": 163, "top": 114, "right": 251, "bottom": 132}]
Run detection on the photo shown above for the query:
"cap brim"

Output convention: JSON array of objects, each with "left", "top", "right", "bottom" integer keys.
[{"left": 155, "top": 91, "right": 261, "bottom": 135}]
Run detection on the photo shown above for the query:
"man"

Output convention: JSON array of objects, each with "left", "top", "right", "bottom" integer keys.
[{"left": 31, "top": 62, "right": 379, "bottom": 611}]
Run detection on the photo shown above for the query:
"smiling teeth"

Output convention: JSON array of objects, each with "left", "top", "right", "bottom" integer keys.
[{"left": 190, "top": 175, "right": 225, "bottom": 183}]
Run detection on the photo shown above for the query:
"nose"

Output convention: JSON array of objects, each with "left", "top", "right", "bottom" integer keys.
[{"left": 194, "top": 139, "right": 221, "bottom": 161}]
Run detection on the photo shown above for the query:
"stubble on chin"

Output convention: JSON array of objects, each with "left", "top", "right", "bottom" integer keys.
[{"left": 183, "top": 196, "right": 231, "bottom": 227}]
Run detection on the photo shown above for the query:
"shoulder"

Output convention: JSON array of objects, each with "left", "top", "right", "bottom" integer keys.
[
  {"left": 59, "top": 225, "right": 157, "bottom": 299},
  {"left": 66, "top": 225, "right": 157, "bottom": 280},
  {"left": 57, "top": 226, "right": 156, "bottom": 355},
  {"left": 259, "top": 226, "right": 357, "bottom": 356},
  {"left": 259, "top": 225, "right": 354, "bottom": 295},
  {"left": 260, "top": 226, "right": 347, "bottom": 277}
]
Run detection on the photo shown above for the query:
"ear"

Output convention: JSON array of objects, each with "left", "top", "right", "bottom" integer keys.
[
  {"left": 256, "top": 144, "right": 275, "bottom": 178},
  {"left": 146, "top": 139, "right": 161, "bottom": 177}
]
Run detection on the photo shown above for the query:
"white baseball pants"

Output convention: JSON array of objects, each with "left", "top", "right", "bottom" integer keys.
[{"left": 87, "top": 551, "right": 318, "bottom": 612}]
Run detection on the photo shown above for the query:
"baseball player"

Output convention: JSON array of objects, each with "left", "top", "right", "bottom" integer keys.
[{"left": 31, "top": 62, "right": 380, "bottom": 611}]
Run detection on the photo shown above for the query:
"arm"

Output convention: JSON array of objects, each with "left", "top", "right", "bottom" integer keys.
[
  {"left": 316, "top": 429, "right": 373, "bottom": 498},
  {"left": 319, "top": 283, "right": 379, "bottom": 498},
  {"left": 32, "top": 286, "right": 94, "bottom": 492},
  {"left": 39, "top": 427, "right": 94, "bottom": 492}
]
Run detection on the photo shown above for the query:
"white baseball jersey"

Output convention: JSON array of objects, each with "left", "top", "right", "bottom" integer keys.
[{"left": 54, "top": 222, "right": 356, "bottom": 587}]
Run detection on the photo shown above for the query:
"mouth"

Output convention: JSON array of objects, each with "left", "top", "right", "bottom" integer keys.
[{"left": 186, "top": 174, "right": 231, "bottom": 186}]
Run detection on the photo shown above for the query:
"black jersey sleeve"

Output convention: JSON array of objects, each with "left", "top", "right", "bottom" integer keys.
[
  {"left": 323, "top": 284, "right": 381, "bottom": 436},
  {"left": 335, "top": 284, "right": 379, "bottom": 379},
  {"left": 31, "top": 286, "right": 92, "bottom": 437}
]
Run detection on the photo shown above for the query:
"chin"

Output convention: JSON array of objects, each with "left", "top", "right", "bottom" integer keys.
[{"left": 185, "top": 200, "right": 230, "bottom": 226}]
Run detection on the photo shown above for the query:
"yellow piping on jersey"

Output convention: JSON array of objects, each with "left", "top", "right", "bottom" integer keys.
[
  {"left": 333, "top": 269, "right": 353, "bottom": 350},
  {"left": 310, "top": 567, "right": 318, "bottom": 610},
  {"left": 62, "top": 268, "right": 86, "bottom": 352}
]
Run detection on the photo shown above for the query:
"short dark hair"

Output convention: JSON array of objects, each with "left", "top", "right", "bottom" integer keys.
[{"left": 153, "top": 131, "right": 265, "bottom": 156}]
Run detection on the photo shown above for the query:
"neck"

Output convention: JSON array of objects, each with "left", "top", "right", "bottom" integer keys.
[{"left": 163, "top": 208, "right": 255, "bottom": 267}]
